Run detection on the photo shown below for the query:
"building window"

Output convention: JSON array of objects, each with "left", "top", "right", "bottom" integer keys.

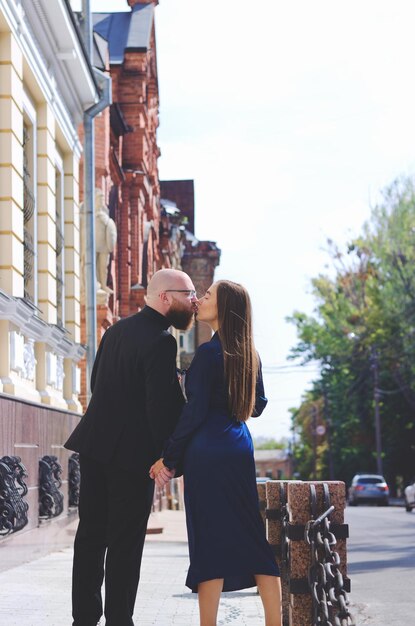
[
  {"left": 55, "top": 151, "right": 65, "bottom": 327},
  {"left": 22, "top": 95, "right": 37, "bottom": 303},
  {"left": 10, "top": 331, "right": 25, "bottom": 373},
  {"left": 46, "top": 351, "right": 57, "bottom": 387},
  {"left": 72, "top": 363, "right": 81, "bottom": 395}
]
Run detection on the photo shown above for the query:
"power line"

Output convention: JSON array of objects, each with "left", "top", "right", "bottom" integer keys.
[
  {"left": 265, "top": 397, "right": 307, "bottom": 403},
  {"left": 264, "top": 362, "right": 319, "bottom": 370},
  {"left": 262, "top": 367, "right": 320, "bottom": 374}
]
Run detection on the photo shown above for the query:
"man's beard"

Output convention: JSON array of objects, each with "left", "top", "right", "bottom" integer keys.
[{"left": 166, "top": 300, "right": 195, "bottom": 330}]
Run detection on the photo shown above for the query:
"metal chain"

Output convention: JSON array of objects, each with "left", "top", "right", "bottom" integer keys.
[
  {"left": 306, "top": 484, "right": 356, "bottom": 626},
  {"left": 280, "top": 482, "right": 290, "bottom": 567}
]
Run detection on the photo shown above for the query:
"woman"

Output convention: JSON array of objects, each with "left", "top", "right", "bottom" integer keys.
[{"left": 150, "top": 280, "right": 282, "bottom": 626}]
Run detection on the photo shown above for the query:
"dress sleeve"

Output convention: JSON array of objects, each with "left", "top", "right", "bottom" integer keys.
[
  {"left": 252, "top": 357, "right": 268, "bottom": 417},
  {"left": 162, "top": 343, "right": 216, "bottom": 472}
]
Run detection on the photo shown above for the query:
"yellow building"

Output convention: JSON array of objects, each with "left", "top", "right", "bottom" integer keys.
[
  {"left": 0, "top": 0, "right": 97, "bottom": 407},
  {"left": 0, "top": 0, "right": 98, "bottom": 552}
]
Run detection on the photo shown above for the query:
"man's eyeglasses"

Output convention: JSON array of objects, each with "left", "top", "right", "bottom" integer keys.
[{"left": 164, "top": 289, "right": 198, "bottom": 299}]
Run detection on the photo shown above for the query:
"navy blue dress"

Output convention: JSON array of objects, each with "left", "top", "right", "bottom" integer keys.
[{"left": 162, "top": 333, "right": 280, "bottom": 592}]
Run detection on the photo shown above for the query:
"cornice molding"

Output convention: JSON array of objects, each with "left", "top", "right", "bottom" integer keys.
[
  {"left": 0, "top": 0, "right": 98, "bottom": 156},
  {"left": 0, "top": 288, "right": 86, "bottom": 361}
]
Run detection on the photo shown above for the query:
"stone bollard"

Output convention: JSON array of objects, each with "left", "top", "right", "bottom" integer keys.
[
  {"left": 266, "top": 481, "right": 290, "bottom": 626},
  {"left": 256, "top": 481, "right": 267, "bottom": 527},
  {"left": 287, "top": 481, "right": 349, "bottom": 626}
]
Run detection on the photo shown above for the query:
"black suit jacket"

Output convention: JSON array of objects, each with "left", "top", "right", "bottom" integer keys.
[{"left": 64, "top": 306, "right": 185, "bottom": 473}]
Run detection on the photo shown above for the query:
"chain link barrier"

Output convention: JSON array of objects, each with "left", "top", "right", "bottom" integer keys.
[
  {"left": 279, "top": 481, "right": 290, "bottom": 567},
  {"left": 305, "top": 483, "right": 356, "bottom": 626}
]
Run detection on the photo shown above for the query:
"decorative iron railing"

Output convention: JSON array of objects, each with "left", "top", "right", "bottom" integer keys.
[
  {"left": 68, "top": 453, "right": 80, "bottom": 507},
  {"left": 39, "top": 455, "right": 64, "bottom": 519},
  {"left": 0, "top": 456, "right": 29, "bottom": 537}
]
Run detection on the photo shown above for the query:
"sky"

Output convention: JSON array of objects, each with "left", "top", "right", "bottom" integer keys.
[{"left": 80, "top": 0, "right": 415, "bottom": 440}]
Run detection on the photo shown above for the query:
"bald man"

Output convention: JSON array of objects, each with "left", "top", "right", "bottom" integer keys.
[{"left": 65, "top": 269, "right": 197, "bottom": 626}]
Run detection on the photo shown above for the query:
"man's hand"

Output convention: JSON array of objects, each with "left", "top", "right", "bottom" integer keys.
[
  {"left": 149, "top": 458, "right": 165, "bottom": 479},
  {"left": 149, "top": 458, "right": 176, "bottom": 488}
]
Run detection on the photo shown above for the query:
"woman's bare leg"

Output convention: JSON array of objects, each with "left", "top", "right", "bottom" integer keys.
[
  {"left": 198, "top": 578, "right": 223, "bottom": 626},
  {"left": 255, "top": 574, "right": 282, "bottom": 626}
]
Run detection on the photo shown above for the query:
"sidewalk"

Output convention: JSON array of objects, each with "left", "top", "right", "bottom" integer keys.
[{"left": 0, "top": 510, "right": 266, "bottom": 626}]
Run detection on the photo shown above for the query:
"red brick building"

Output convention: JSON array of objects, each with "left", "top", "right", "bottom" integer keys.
[
  {"left": 82, "top": 0, "right": 221, "bottom": 396},
  {"left": 92, "top": 0, "right": 163, "bottom": 321},
  {"left": 254, "top": 449, "right": 292, "bottom": 480},
  {"left": 0, "top": 0, "right": 219, "bottom": 560},
  {"left": 89, "top": 1, "right": 221, "bottom": 514},
  {"left": 160, "top": 180, "right": 221, "bottom": 354}
]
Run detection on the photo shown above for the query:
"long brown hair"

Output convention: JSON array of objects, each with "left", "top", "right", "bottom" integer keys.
[{"left": 216, "top": 280, "right": 259, "bottom": 421}]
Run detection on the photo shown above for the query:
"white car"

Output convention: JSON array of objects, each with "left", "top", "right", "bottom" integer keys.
[{"left": 404, "top": 481, "right": 415, "bottom": 512}]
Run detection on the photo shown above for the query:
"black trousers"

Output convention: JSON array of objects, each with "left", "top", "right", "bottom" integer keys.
[{"left": 72, "top": 455, "right": 155, "bottom": 626}]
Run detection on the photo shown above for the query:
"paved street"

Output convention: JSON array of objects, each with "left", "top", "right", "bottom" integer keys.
[
  {"left": 346, "top": 504, "right": 415, "bottom": 624},
  {"left": 0, "top": 510, "right": 265, "bottom": 626},
  {"left": 0, "top": 505, "right": 413, "bottom": 625}
]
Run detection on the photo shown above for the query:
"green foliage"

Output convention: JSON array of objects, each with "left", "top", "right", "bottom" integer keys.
[
  {"left": 288, "top": 177, "right": 415, "bottom": 490},
  {"left": 253, "top": 437, "right": 287, "bottom": 450}
]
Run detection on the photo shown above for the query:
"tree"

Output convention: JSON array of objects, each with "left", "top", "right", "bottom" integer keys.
[
  {"left": 253, "top": 437, "right": 287, "bottom": 450},
  {"left": 287, "top": 177, "right": 415, "bottom": 489}
]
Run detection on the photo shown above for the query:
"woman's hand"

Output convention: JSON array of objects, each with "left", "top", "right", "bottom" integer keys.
[{"left": 149, "top": 458, "right": 176, "bottom": 488}]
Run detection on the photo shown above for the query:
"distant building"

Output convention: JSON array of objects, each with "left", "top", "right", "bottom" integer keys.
[
  {"left": 160, "top": 180, "right": 221, "bottom": 364},
  {"left": 89, "top": 3, "right": 221, "bottom": 375},
  {"left": 160, "top": 179, "right": 195, "bottom": 234},
  {"left": 254, "top": 449, "right": 292, "bottom": 480},
  {"left": 87, "top": 3, "right": 220, "bottom": 518},
  {"left": 92, "top": 0, "right": 163, "bottom": 322},
  {"left": 84, "top": 1, "right": 204, "bottom": 403}
]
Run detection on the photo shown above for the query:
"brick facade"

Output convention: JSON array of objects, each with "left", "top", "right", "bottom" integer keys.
[
  {"left": 87, "top": 3, "right": 221, "bottom": 385},
  {"left": 160, "top": 180, "right": 221, "bottom": 352},
  {"left": 254, "top": 449, "right": 292, "bottom": 480},
  {"left": 92, "top": 5, "right": 163, "bottom": 321}
]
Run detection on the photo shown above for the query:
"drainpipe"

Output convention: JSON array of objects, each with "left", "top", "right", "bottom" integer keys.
[{"left": 82, "top": 0, "right": 112, "bottom": 399}]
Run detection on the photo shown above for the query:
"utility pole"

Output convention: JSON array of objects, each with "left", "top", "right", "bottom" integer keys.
[
  {"left": 371, "top": 347, "right": 383, "bottom": 476},
  {"left": 289, "top": 416, "right": 297, "bottom": 479},
  {"left": 324, "top": 391, "right": 335, "bottom": 480},
  {"left": 311, "top": 404, "right": 318, "bottom": 480}
]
